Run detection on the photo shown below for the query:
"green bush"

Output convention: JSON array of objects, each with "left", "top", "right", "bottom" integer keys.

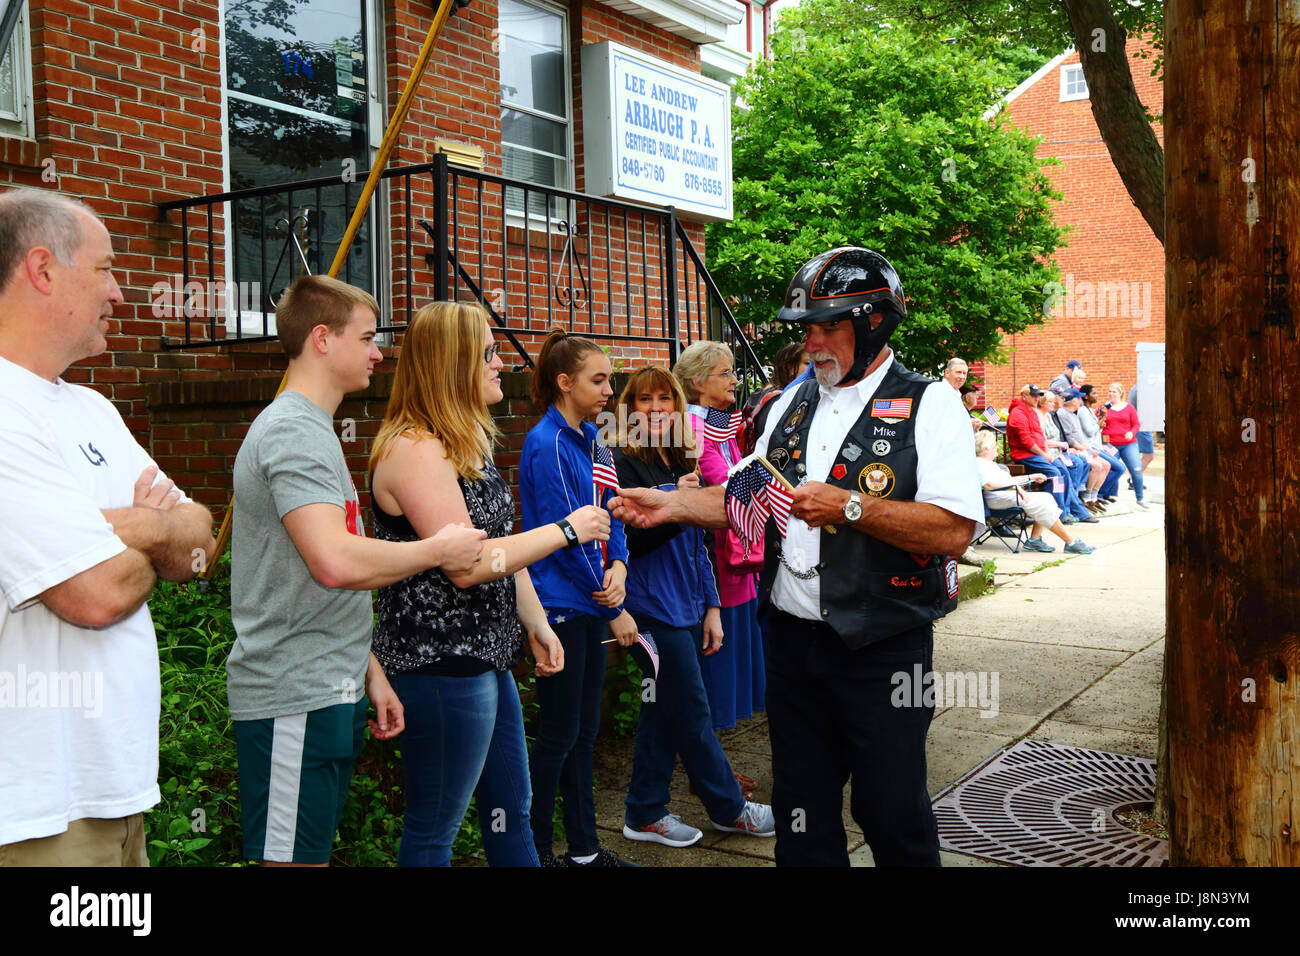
[{"left": 145, "top": 555, "right": 544, "bottom": 865}]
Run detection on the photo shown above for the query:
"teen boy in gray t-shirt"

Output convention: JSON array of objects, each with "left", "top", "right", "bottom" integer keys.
[{"left": 226, "top": 275, "right": 486, "bottom": 866}]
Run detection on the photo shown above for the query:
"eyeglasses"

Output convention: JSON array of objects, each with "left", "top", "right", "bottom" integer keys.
[
  {"left": 710, "top": 369, "right": 738, "bottom": 380},
  {"left": 484, "top": 343, "right": 501, "bottom": 364}
]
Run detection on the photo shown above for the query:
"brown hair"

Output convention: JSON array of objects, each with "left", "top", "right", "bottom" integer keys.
[
  {"left": 530, "top": 327, "right": 605, "bottom": 409},
  {"left": 370, "top": 301, "right": 497, "bottom": 481},
  {"left": 772, "top": 342, "right": 807, "bottom": 389},
  {"left": 276, "top": 274, "right": 379, "bottom": 359},
  {"left": 615, "top": 365, "right": 698, "bottom": 471}
]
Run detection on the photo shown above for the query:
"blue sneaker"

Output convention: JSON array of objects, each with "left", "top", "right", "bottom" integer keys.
[
  {"left": 1064, "top": 539, "right": 1095, "bottom": 554},
  {"left": 623, "top": 813, "right": 703, "bottom": 848},
  {"left": 1022, "top": 537, "right": 1054, "bottom": 552}
]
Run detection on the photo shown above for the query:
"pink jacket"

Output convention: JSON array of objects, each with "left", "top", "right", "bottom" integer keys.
[{"left": 692, "top": 410, "right": 758, "bottom": 609}]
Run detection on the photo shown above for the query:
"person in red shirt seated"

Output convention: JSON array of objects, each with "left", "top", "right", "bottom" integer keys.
[
  {"left": 1101, "top": 381, "right": 1148, "bottom": 510},
  {"left": 1006, "top": 384, "right": 1090, "bottom": 521}
]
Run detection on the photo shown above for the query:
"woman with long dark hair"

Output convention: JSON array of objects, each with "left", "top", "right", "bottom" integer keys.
[{"left": 369, "top": 303, "right": 609, "bottom": 866}]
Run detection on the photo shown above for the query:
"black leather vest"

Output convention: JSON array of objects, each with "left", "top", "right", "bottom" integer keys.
[{"left": 758, "top": 361, "right": 960, "bottom": 649}]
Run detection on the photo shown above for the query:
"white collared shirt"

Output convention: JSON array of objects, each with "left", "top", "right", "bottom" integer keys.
[{"left": 752, "top": 351, "right": 985, "bottom": 623}]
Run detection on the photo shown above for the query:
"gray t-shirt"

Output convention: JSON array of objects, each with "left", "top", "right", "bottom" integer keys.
[{"left": 227, "top": 390, "right": 372, "bottom": 721}]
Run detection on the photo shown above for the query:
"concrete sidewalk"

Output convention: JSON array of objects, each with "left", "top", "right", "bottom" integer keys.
[{"left": 584, "top": 478, "right": 1167, "bottom": 867}]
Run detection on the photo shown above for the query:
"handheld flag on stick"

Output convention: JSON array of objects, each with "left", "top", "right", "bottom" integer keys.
[
  {"left": 601, "top": 632, "right": 660, "bottom": 679},
  {"left": 724, "top": 454, "right": 795, "bottom": 557},
  {"left": 592, "top": 439, "right": 621, "bottom": 569},
  {"left": 697, "top": 407, "right": 743, "bottom": 444}
]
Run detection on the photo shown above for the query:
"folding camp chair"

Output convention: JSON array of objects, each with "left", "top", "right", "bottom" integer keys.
[{"left": 974, "top": 484, "right": 1031, "bottom": 553}]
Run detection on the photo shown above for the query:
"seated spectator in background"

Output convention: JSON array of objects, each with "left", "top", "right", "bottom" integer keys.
[
  {"left": 1056, "top": 389, "right": 1112, "bottom": 511},
  {"left": 1128, "top": 383, "right": 1155, "bottom": 472},
  {"left": 1038, "top": 390, "right": 1096, "bottom": 524},
  {"left": 1103, "top": 382, "right": 1148, "bottom": 510},
  {"left": 1006, "top": 384, "right": 1084, "bottom": 520},
  {"left": 1049, "top": 360, "right": 1082, "bottom": 396},
  {"left": 944, "top": 358, "right": 969, "bottom": 391},
  {"left": 1080, "top": 388, "right": 1124, "bottom": 502},
  {"left": 975, "top": 431, "right": 1094, "bottom": 554},
  {"left": 741, "top": 342, "right": 810, "bottom": 455}
]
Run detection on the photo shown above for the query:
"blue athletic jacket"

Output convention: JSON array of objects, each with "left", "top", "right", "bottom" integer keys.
[
  {"left": 520, "top": 403, "right": 629, "bottom": 623},
  {"left": 613, "top": 448, "right": 720, "bottom": 629}
]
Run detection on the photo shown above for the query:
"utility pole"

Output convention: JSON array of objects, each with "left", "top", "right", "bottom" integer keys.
[{"left": 1165, "top": 0, "right": 1299, "bottom": 864}]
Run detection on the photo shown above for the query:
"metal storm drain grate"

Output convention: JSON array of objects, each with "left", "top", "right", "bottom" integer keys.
[{"left": 933, "top": 739, "right": 1168, "bottom": 867}]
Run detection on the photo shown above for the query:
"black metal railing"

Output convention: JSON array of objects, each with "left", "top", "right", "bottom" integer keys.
[{"left": 155, "top": 155, "right": 767, "bottom": 400}]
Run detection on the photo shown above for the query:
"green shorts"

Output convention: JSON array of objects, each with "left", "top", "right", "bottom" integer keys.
[{"left": 233, "top": 698, "right": 367, "bottom": 864}]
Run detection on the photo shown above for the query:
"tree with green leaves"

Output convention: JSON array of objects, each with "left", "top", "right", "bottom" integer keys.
[
  {"left": 850, "top": 0, "right": 1166, "bottom": 243},
  {"left": 708, "top": 10, "right": 1066, "bottom": 375}
]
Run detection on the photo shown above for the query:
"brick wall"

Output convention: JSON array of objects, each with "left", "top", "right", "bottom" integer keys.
[
  {"left": 3, "top": 0, "right": 729, "bottom": 496},
  {"left": 980, "top": 40, "right": 1165, "bottom": 410}
]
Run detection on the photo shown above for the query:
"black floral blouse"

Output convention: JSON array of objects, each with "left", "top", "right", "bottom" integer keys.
[{"left": 371, "top": 462, "right": 523, "bottom": 672}]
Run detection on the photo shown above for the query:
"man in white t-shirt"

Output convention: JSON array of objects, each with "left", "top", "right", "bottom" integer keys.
[{"left": 0, "top": 189, "right": 216, "bottom": 866}]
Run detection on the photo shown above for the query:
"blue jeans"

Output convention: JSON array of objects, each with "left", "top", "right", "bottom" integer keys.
[
  {"left": 1059, "top": 454, "right": 1091, "bottom": 518},
  {"left": 388, "top": 668, "right": 538, "bottom": 867},
  {"left": 625, "top": 615, "right": 745, "bottom": 829},
  {"left": 1112, "top": 442, "right": 1145, "bottom": 501},
  {"left": 1096, "top": 448, "right": 1126, "bottom": 497},
  {"left": 530, "top": 614, "right": 607, "bottom": 858},
  {"left": 1012, "top": 455, "right": 1085, "bottom": 517}
]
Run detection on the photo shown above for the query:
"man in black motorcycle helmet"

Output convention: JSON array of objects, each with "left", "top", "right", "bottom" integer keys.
[
  {"left": 759, "top": 246, "right": 985, "bottom": 865},
  {"left": 611, "top": 246, "right": 985, "bottom": 865}
]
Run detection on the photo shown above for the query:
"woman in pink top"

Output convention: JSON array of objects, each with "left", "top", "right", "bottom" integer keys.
[
  {"left": 1101, "top": 381, "right": 1147, "bottom": 509},
  {"left": 673, "top": 342, "right": 765, "bottom": 738}
]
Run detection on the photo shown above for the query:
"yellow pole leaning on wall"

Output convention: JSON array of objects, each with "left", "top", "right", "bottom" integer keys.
[{"left": 202, "top": 0, "right": 460, "bottom": 580}]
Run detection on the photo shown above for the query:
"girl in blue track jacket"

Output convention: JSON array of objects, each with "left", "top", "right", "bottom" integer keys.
[{"left": 520, "top": 328, "right": 637, "bottom": 867}]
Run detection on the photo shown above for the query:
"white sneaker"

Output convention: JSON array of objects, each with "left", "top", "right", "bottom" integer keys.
[
  {"left": 710, "top": 801, "right": 775, "bottom": 837},
  {"left": 623, "top": 813, "right": 702, "bottom": 847}
]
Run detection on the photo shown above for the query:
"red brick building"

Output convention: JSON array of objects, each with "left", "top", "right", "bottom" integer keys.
[
  {"left": 1, "top": 0, "right": 770, "bottom": 509},
  {"left": 971, "top": 40, "right": 1165, "bottom": 420}
]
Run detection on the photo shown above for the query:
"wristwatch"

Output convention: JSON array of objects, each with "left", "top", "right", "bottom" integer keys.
[
  {"left": 842, "top": 491, "right": 863, "bottom": 523},
  {"left": 555, "top": 519, "right": 581, "bottom": 549}
]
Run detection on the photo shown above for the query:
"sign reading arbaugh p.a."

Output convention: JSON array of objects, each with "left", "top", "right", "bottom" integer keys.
[{"left": 581, "top": 41, "right": 733, "bottom": 222}]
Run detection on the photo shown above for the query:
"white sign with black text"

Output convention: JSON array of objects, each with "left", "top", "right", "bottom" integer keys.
[{"left": 581, "top": 41, "right": 733, "bottom": 222}]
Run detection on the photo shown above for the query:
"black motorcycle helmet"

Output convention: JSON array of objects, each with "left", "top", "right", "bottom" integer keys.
[{"left": 776, "top": 247, "right": 906, "bottom": 385}]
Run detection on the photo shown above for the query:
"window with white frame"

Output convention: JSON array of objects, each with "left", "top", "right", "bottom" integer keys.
[
  {"left": 1060, "top": 64, "right": 1088, "bottom": 102},
  {"left": 0, "top": 1, "right": 34, "bottom": 139},
  {"left": 499, "top": 0, "right": 572, "bottom": 220}
]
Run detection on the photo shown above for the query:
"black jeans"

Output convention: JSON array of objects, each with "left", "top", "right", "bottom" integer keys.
[
  {"left": 766, "top": 610, "right": 940, "bottom": 867},
  {"left": 529, "top": 614, "right": 607, "bottom": 858}
]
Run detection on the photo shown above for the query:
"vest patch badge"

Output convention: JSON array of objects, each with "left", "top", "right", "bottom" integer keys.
[
  {"left": 871, "top": 397, "right": 913, "bottom": 421},
  {"left": 783, "top": 400, "right": 809, "bottom": 435},
  {"left": 871, "top": 425, "right": 897, "bottom": 438},
  {"left": 872, "top": 439, "right": 891, "bottom": 456},
  {"left": 767, "top": 446, "right": 791, "bottom": 471},
  {"left": 859, "top": 462, "right": 896, "bottom": 498},
  {"left": 842, "top": 442, "right": 862, "bottom": 461},
  {"left": 832, "top": 463, "right": 847, "bottom": 480},
  {"left": 945, "top": 557, "right": 960, "bottom": 598}
]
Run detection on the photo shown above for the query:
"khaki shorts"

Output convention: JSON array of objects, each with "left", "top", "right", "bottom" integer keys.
[{"left": 0, "top": 814, "right": 149, "bottom": 867}]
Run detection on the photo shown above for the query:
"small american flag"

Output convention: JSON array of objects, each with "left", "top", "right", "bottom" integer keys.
[
  {"left": 698, "top": 407, "right": 742, "bottom": 444},
  {"left": 1052, "top": 475, "right": 1064, "bottom": 494},
  {"left": 592, "top": 440, "right": 620, "bottom": 570},
  {"left": 725, "top": 457, "right": 794, "bottom": 556},
  {"left": 871, "top": 397, "right": 913, "bottom": 418},
  {"left": 636, "top": 632, "right": 660, "bottom": 679},
  {"left": 592, "top": 440, "right": 621, "bottom": 497}
]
